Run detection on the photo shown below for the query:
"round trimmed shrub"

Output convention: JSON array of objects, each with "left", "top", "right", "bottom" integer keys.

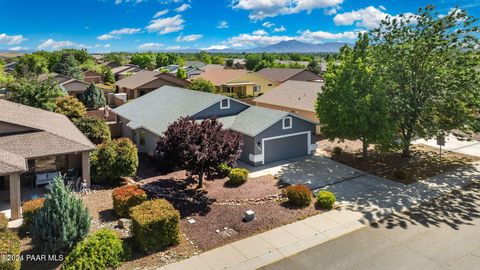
[
  {"left": 216, "top": 163, "right": 232, "bottom": 178},
  {"left": 227, "top": 168, "right": 249, "bottom": 185},
  {"left": 130, "top": 199, "right": 180, "bottom": 253},
  {"left": 315, "top": 191, "right": 336, "bottom": 209},
  {"left": 0, "top": 213, "right": 7, "bottom": 232},
  {"left": 21, "top": 198, "right": 45, "bottom": 232},
  {"left": 332, "top": 146, "right": 342, "bottom": 156},
  {"left": 285, "top": 185, "right": 312, "bottom": 208},
  {"left": 62, "top": 229, "right": 127, "bottom": 270},
  {"left": 0, "top": 231, "right": 21, "bottom": 270},
  {"left": 393, "top": 169, "right": 409, "bottom": 181},
  {"left": 112, "top": 185, "right": 147, "bottom": 218}
]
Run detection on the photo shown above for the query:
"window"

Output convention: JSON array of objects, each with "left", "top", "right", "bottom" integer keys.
[
  {"left": 139, "top": 130, "right": 146, "bottom": 146},
  {"left": 282, "top": 117, "right": 292, "bottom": 130},
  {"left": 254, "top": 85, "right": 261, "bottom": 92},
  {"left": 220, "top": 99, "right": 230, "bottom": 109}
]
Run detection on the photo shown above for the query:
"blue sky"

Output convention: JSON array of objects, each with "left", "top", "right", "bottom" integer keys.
[{"left": 0, "top": 0, "right": 479, "bottom": 52}]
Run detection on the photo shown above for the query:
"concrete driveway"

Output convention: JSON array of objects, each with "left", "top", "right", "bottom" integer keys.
[
  {"left": 414, "top": 135, "right": 480, "bottom": 157},
  {"left": 238, "top": 154, "right": 366, "bottom": 189}
]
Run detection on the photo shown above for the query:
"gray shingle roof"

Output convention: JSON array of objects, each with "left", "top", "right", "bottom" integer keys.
[
  {"left": 257, "top": 68, "right": 304, "bottom": 82},
  {"left": 225, "top": 106, "right": 289, "bottom": 137}
]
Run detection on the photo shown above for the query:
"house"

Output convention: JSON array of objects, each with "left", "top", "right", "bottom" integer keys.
[
  {"left": 114, "top": 70, "right": 190, "bottom": 100},
  {"left": 274, "top": 60, "right": 309, "bottom": 67},
  {"left": 111, "top": 64, "right": 143, "bottom": 81},
  {"left": 112, "top": 86, "right": 317, "bottom": 166},
  {"left": 185, "top": 61, "right": 207, "bottom": 69},
  {"left": 39, "top": 73, "right": 91, "bottom": 100},
  {"left": 257, "top": 68, "right": 324, "bottom": 83},
  {"left": 83, "top": 70, "right": 104, "bottom": 84},
  {"left": 191, "top": 69, "right": 278, "bottom": 97},
  {"left": 155, "top": 65, "right": 203, "bottom": 78},
  {"left": 253, "top": 80, "right": 323, "bottom": 133},
  {"left": 0, "top": 100, "right": 95, "bottom": 220},
  {"left": 232, "top": 59, "right": 246, "bottom": 69},
  {"left": 4, "top": 62, "right": 17, "bottom": 73}
]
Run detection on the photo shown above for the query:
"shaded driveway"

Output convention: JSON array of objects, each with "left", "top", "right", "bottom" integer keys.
[{"left": 238, "top": 155, "right": 366, "bottom": 189}]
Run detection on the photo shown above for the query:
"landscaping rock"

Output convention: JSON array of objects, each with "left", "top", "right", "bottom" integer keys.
[
  {"left": 243, "top": 210, "right": 255, "bottom": 222},
  {"left": 118, "top": 218, "right": 131, "bottom": 229}
]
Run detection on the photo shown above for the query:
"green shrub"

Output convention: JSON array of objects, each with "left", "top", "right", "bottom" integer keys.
[
  {"left": 332, "top": 146, "right": 342, "bottom": 156},
  {"left": 227, "top": 168, "right": 249, "bottom": 185},
  {"left": 62, "top": 229, "right": 127, "bottom": 270},
  {"left": 216, "top": 163, "right": 232, "bottom": 178},
  {"left": 74, "top": 116, "right": 111, "bottom": 145},
  {"left": 393, "top": 169, "right": 409, "bottom": 181},
  {"left": 315, "top": 191, "right": 336, "bottom": 209},
  {"left": 0, "top": 213, "right": 7, "bottom": 232},
  {"left": 285, "top": 185, "right": 312, "bottom": 208},
  {"left": 91, "top": 138, "right": 139, "bottom": 184},
  {"left": 31, "top": 176, "right": 91, "bottom": 254},
  {"left": 0, "top": 231, "right": 21, "bottom": 270},
  {"left": 130, "top": 199, "right": 180, "bottom": 253},
  {"left": 21, "top": 198, "right": 45, "bottom": 232},
  {"left": 112, "top": 185, "right": 147, "bottom": 218}
]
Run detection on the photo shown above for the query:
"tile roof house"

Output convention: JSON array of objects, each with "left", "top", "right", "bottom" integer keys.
[
  {"left": 257, "top": 68, "right": 324, "bottom": 83},
  {"left": 114, "top": 70, "right": 190, "bottom": 100},
  {"left": 155, "top": 65, "right": 203, "bottom": 78},
  {"left": 0, "top": 100, "right": 95, "bottom": 220},
  {"left": 39, "top": 73, "right": 92, "bottom": 100},
  {"left": 253, "top": 80, "right": 323, "bottom": 133},
  {"left": 83, "top": 70, "right": 104, "bottom": 84},
  {"left": 112, "top": 86, "right": 317, "bottom": 167},
  {"left": 110, "top": 64, "right": 143, "bottom": 81},
  {"left": 191, "top": 69, "right": 279, "bottom": 98}
]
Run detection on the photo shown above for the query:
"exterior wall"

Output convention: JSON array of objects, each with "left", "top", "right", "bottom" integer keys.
[
  {"left": 64, "top": 81, "right": 89, "bottom": 92},
  {"left": 239, "top": 134, "right": 257, "bottom": 165},
  {"left": 289, "top": 71, "right": 324, "bottom": 82},
  {"left": 0, "top": 121, "right": 33, "bottom": 134},
  {"left": 193, "top": 99, "right": 249, "bottom": 119},
  {"left": 253, "top": 102, "right": 320, "bottom": 134},
  {"left": 84, "top": 76, "right": 102, "bottom": 84},
  {"left": 256, "top": 115, "right": 316, "bottom": 145},
  {"left": 229, "top": 72, "right": 278, "bottom": 96},
  {"left": 134, "top": 128, "right": 160, "bottom": 154}
]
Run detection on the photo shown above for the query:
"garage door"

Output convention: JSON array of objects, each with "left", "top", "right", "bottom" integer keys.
[{"left": 264, "top": 133, "right": 308, "bottom": 163}]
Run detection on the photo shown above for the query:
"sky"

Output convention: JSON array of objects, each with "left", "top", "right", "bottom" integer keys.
[{"left": 0, "top": 0, "right": 479, "bottom": 52}]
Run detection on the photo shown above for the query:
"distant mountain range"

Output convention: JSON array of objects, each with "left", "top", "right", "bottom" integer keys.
[{"left": 204, "top": 40, "right": 351, "bottom": 53}]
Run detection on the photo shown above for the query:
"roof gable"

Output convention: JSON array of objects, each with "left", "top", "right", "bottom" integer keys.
[{"left": 257, "top": 68, "right": 304, "bottom": 82}]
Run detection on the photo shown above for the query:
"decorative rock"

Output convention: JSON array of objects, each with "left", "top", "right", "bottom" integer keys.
[
  {"left": 118, "top": 218, "right": 131, "bottom": 229},
  {"left": 215, "top": 229, "right": 220, "bottom": 233},
  {"left": 244, "top": 210, "right": 255, "bottom": 222},
  {"left": 188, "top": 218, "right": 196, "bottom": 224}
]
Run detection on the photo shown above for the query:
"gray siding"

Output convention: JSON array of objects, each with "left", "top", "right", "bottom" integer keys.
[
  {"left": 193, "top": 99, "right": 249, "bottom": 119},
  {"left": 255, "top": 115, "right": 316, "bottom": 144},
  {"left": 239, "top": 134, "right": 256, "bottom": 165}
]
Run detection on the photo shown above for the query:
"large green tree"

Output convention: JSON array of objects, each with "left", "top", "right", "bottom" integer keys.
[
  {"left": 81, "top": 83, "right": 106, "bottom": 110},
  {"left": 0, "top": 60, "right": 13, "bottom": 84},
  {"left": 131, "top": 53, "right": 155, "bottom": 69},
  {"left": 75, "top": 116, "right": 111, "bottom": 145},
  {"left": 15, "top": 53, "right": 49, "bottom": 76},
  {"left": 188, "top": 78, "right": 216, "bottom": 93},
  {"left": 317, "top": 33, "right": 393, "bottom": 158},
  {"left": 7, "top": 77, "right": 64, "bottom": 111},
  {"left": 52, "top": 53, "right": 83, "bottom": 79},
  {"left": 371, "top": 5, "right": 480, "bottom": 157},
  {"left": 55, "top": 95, "right": 86, "bottom": 121}
]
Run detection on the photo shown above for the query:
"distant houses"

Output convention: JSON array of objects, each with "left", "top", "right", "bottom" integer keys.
[{"left": 257, "top": 68, "right": 324, "bottom": 83}]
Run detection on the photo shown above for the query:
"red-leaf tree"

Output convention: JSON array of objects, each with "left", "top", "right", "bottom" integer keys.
[{"left": 155, "top": 117, "right": 243, "bottom": 188}]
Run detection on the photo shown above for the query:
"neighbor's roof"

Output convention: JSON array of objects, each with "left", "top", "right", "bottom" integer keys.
[
  {"left": 112, "top": 86, "right": 226, "bottom": 135},
  {"left": 0, "top": 100, "right": 95, "bottom": 174},
  {"left": 253, "top": 80, "right": 324, "bottom": 112},
  {"left": 257, "top": 68, "right": 306, "bottom": 82},
  {"left": 192, "top": 69, "right": 246, "bottom": 85},
  {"left": 111, "top": 65, "right": 138, "bottom": 74},
  {"left": 0, "top": 149, "right": 26, "bottom": 175},
  {"left": 114, "top": 70, "right": 186, "bottom": 89}
]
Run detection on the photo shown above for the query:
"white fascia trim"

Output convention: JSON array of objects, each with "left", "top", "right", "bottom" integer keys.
[
  {"left": 282, "top": 116, "right": 292, "bottom": 130},
  {"left": 220, "top": 98, "right": 231, "bottom": 109}
]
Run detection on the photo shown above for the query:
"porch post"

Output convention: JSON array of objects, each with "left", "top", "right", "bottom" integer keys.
[
  {"left": 81, "top": 152, "right": 91, "bottom": 187},
  {"left": 9, "top": 174, "right": 21, "bottom": 220}
]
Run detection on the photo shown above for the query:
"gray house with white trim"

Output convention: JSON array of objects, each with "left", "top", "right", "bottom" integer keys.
[{"left": 112, "top": 86, "right": 317, "bottom": 166}]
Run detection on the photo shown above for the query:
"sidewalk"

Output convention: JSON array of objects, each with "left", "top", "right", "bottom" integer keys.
[{"left": 160, "top": 162, "right": 480, "bottom": 270}]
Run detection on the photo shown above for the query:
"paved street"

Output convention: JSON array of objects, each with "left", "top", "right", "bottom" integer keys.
[{"left": 262, "top": 183, "right": 480, "bottom": 270}]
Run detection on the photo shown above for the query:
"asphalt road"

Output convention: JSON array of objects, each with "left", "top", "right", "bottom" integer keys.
[{"left": 261, "top": 183, "right": 480, "bottom": 270}]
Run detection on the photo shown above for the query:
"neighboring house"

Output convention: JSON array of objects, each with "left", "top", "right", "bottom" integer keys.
[
  {"left": 274, "top": 60, "right": 309, "bottom": 67},
  {"left": 112, "top": 86, "right": 316, "bottom": 166},
  {"left": 191, "top": 69, "right": 278, "bottom": 97},
  {"left": 257, "top": 68, "right": 324, "bottom": 83},
  {"left": 4, "top": 62, "right": 17, "bottom": 73},
  {"left": 83, "top": 70, "right": 104, "bottom": 84},
  {"left": 185, "top": 61, "right": 207, "bottom": 69},
  {"left": 253, "top": 80, "right": 323, "bottom": 133},
  {"left": 232, "top": 59, "right": 246, "bottom": 69},
  {"left": 111, "top": 64, "right": 143, "bottom": 81},
  {"left": 0, "top": 100, "right": 95, "bottom": 220},
  {"left": 155, "top": 65, "right": 203, "bottom": 78},
  {"left": 114, "top": 70, "right": 190, "bottom": 100},
  {"left": 39, "top": 73, "right": 91, "bottom": 100},
  {"left": 202, "top": 64, "right": 225, "bottom": 71}
]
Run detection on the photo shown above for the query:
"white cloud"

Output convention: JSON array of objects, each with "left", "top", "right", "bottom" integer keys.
[
  {"left": 109, "top": 28, "right": 141, "bottom": 35},
  {"left": 201, "top": 44, "right": 229, "bottom": 50},
  {"left": 146, "top": 15, "right": 185, "bottom": 34},
  {"left": 8, "top": 46, "right": 29, "bottom": 51},
  {"left": 38, "top": 39, "right": 90, "bottom": 50},
  {"left": 174, "top": 3, "right": 190, "bottom": 12},
  {"left": 97, "top": 34, "right": 116, "bottom": 40},
  {"left": 233, "top": 0, "right": 344, "bottom": 20},
  {"left": 324, "top": 8, "right": 337, "bottom": 15},
  {"left": 176, "top": 34, "right": 203, "bottom": 42},
  {"left": 166, "top": 45, "right": 183, "bottom": 50},
  {"left": 298, "top": 29, "right": 358, "bottom": 43},
  {"left": 262, "top": 21, "right": 275, "bottom": 28},
  {"left": 273, "top": 26, "right": 287, "bottom": 32},
  {"left": 334, "top": 6, "right": 416, "bottom": 29},
  {"left": 217, "top": 20, "right": 229, "bottom": 29},
  {"left": 138, "top": 42, "right": 164, "bottom": 50},
  {"left": 154, "top": 9, "right": 169, "bottom": 18},
  {"left": 252, "top": 29, "right": 268, "bottom": 35},
  {"left": 227, "top": 33, "right": 294, "bottom": 47},
  {"left": 104, "top": 44, "right": 111, "bottom": 48},
  {"left": 0, "top": 33, "right": 26, "bottom": 45}
]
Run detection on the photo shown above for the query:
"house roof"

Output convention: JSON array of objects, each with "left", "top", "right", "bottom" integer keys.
[
  {"left": 0, "top": 100, "right": 95, "bottom": 174},
  {"left": 114, "top": 70, "right": 187, "bottom": 89},
  {"left": 257, "top": 68, "right": 305, "bottom": 82},
  {"left": 192, "top": 69, "right": 246, "bottom": 85},
  {"left": 0, "top": 149, "right": 26, "bottom": 175},
  {"left": 111, "top": 65, "right": 140, "bottom": 74},
  {"left": 185, "top": 61, "right": 206, "bottom": 69},
  {"left": 202, "top": 64, "right": 225, "bottom": 71},
  {"left": 112, "top": 86, "right": 315, "bottom": 138},
  {"left": 253, "top": 80, "right": 324, "bottom": 112}
]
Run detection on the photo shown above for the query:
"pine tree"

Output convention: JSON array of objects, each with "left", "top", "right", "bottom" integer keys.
[
  {"left": 30, "top": 176, "right": 91, "bottom": 254},
  {"left": 103, "top": 68, "right": 115, "bottom": 84},
  {"left": 52, "top": 53, "right": 83, "bottom": 79},
  {"left": 81, "top": 83, "right": 106, "bottom": 110}
]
